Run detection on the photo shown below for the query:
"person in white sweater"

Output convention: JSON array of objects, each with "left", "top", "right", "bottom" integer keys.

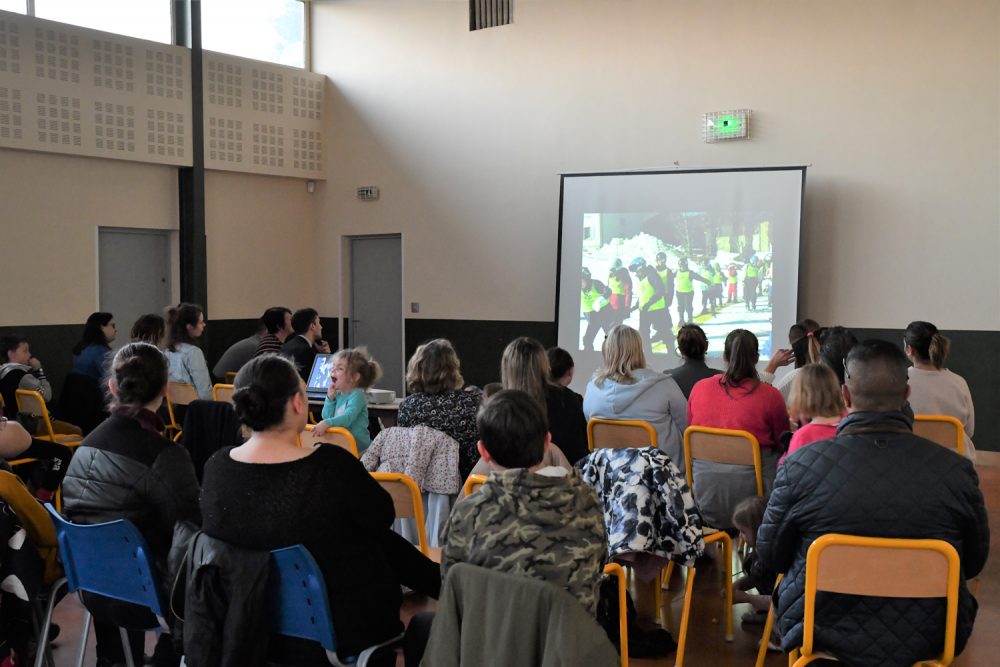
[{"left": 903, "top": 320, "right": 975, "bottom": 460}]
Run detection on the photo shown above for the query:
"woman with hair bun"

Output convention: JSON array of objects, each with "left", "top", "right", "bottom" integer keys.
[
  {"left": 200, "top": 354, "right": 440, "bottom": 663},
  {"left": 62, "top": 342, "right": 200, "bottom": 667},
  {"left": 904, "top": 321, "right": 975, "bottom": 460}
]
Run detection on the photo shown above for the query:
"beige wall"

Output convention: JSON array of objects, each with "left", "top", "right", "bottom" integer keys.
[{"left": 311, "top": 0, "right": 1000, "bottom": 330}]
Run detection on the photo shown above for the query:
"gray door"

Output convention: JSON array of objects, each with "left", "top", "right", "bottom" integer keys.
[
  {"left": 350, "top": 235, "right": 403, "bottom": 395},
  {"left": 98, "top": 228, "right": 172, "bottom": 350}
]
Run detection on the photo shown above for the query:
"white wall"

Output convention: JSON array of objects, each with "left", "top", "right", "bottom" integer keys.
[{"left": 311, "top": 0, "right": 1000, "bottom": 330}]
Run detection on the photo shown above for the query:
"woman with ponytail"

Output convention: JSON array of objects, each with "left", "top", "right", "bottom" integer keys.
[
  {"left": 686, "top": 329, "right": 788, "bottom": 529},
  {"left": 163, "top": 303, "right": 212, "bottom": 400},
  {"left": 904, "top": 321, "right": 975, "bottom": 460}
]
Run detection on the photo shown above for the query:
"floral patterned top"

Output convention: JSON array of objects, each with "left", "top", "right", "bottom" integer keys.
[{"left": 397, "top": 388, "right": 483, "bottom": 479}]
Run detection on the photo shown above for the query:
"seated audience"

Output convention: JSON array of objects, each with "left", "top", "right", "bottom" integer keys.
[
  {"left": 769, "top": 321, "right": 821, "bottom": 400},
  {"left": 758, "top": 340, "right": 988, "bottom": 666},
  {"left": 780, "top": 363, "right": 843, "bottom": 465},
  {"left": 904, "top": 320, "right": 976, "bottom": 459},
  {"left": 212, "top": 317, "right": 264, "bottom": 379},
  {"left": 817, "top": 325, "right": 858, "bottom": 385},
  {"left": 62, "top": 342, "right": 200, "bottom": 667},
  {"left": 130, "top": 313, "right": 165, "bottom": 347},
  {"left": 687, "top": 329, "right": 787, "bottom": 528},
  {"left": 71, "top": 312, "right": 115, "bottom": 381},
  {"left": 201, "top": 354, "right": 439, "bottom": 664},
  {"left": 663, "top": 324, "right": 718, "bottom": 399},
  {"left": 0, "top": 334, "right": 53, "bottom": 409},
  {"left": 481, "top": 382, "right": 503, "bottom": 399},
  {"left": 313, "top": 347, "right": 380, "bottom": 452},
  {"left": 251, "top": 306, "right": 292, "bottom": 358},
  {"left": 281, "top": 307, "right": 331, "bottom": 380},
  {"left": 583, "top": 325, "right": 687, "bottom": 467},
  {"left": 397, "top": 339, "right": 482, "bottom": 478},
  {"left": 0, "top": 416, "right": 70, "bottom": 502},
  {"left": 546, "top": 346, "right": 577, "bottom": 387},
  {"left": 163, "top": 303, "right": 212, "bottom": 400},
  {"left": 731, "top": 496, "right": 774, "bottom": 624},
  {"left": 441, "top": 389, "right": 607, "bottom": 615},
  {"left": 502, "top": 337, "right": 588, "bottom": 465}
]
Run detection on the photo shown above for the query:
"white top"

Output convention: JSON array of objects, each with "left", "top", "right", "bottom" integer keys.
[{"left": 907, "top": 366, "right": 976, "bottom": 461}]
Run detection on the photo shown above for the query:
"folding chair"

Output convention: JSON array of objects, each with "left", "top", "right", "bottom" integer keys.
[
  {"left": 164, "top": 382, "right": 199, "bottom": 441},
  {"left": 371, "top": 472, "right": 429, "bottom": 556},
  {"left": 462, "top": 473, "right": 488, "bottom": 496},
  {"left": 587, "top": 418, "right": 657, "bottom": 452},
  {"left": 789, "top": 534, "right": 960, "bottom": 666},
  {"left": 15, "top": 390, "right": 83, "bottom": 447},
  {"left": 913, "top": 415, "right": 965, "bottom": 457},
  {"left": 603, "top": 562, "right": 629, "bottom": 667},
  {"left": 270, "top": 545, "right": 404, "bottom": 667},
  {"left": 43, "top": 504, "right": 169, "bottom": 667},
  {"left": 212, "top": 383, "right": 235, "bottom": 404},
  {"left": 299, "top": 425, "right": 359, "bottom": 458}
]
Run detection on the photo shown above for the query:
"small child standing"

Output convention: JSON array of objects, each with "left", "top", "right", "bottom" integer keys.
[
  {"left": 313, "top": 347, "right": 381, "bottom": 452},
  {"left": 732, "top": 496, "right": 774, "bottom": 624}
]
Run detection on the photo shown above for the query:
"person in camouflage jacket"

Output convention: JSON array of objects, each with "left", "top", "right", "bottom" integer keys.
[{"left": 440, "top": 389, "right": 607, "bottom": 615}]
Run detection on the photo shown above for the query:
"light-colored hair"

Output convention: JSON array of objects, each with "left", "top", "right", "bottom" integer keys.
[
  {"left": 406, "top": 338, "right": 463, "bottom": 394},
  {"left": 333, "top": 346, "right": 382, "bottom": 390},
  {"left": 594, "top": 325, "right": 646, "bottom": 387},
  {"left": 788, "top": 363, "right": 844, "bottom": 419},
  {"left": 501, "top": 337, "right": 552, "bottom": 407}
]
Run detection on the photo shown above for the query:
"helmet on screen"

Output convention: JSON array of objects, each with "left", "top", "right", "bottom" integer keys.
[
  {"left": 582, "top": 267, "right": 591, "bottom": 279},
  {"left": 655, "top": 251, "right": 667, "bottom": 262},
  {"left": 629, "top": 257, "right": 646, "bottom": 271}
]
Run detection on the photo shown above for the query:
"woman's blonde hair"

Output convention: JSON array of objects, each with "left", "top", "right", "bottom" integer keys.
[
  {"left": 501, "top": 337, "right": 552, "bottom": 407},
  {"left": 406, "top": 338, "right": 463, "bottom": 394},
  {"left": 594, "top": 325, "right": 646, "bottom": 387},
  {"left": 788, "top": 363, "right": 844, "bottom": 419}
]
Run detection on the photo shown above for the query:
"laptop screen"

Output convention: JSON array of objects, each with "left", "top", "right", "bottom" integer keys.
[{"left": 306, "top": 354, "right": 335, "bottom": 393}]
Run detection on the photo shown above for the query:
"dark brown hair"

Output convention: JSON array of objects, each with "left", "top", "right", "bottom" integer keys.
[
  {"left": 720, "top": 329, "right": 760, "bottom": 389},
  {"left": 904, "top": 321, "right": 950, "bottom": 370}
]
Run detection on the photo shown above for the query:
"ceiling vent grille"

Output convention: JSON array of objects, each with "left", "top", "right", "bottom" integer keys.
[{"left": 470, "top": 0, "right": 512, "bottom": 31}]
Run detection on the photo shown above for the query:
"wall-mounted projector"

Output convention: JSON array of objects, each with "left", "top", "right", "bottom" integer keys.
[{"left": 366, "top": 388, "right": 396, "bottom": 404}]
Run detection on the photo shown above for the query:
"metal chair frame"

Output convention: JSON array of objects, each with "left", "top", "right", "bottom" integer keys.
[
  {"left": 912, "top": 415, "right": 965, "bottom": 457},
  {"left": 587, "top": 418, "right": 657, "bottom": 452},
  {"left": 371, "top": 472, "right": 430, "bottom": 556},
  {"left": 299, "top": 425, "right": 359, "bottom": 458}
]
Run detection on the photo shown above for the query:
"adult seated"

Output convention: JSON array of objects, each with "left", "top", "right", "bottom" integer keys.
[
  {"left": 0, "top": 417, "right": 70, "bottom": 502},
  {"left": 397, "top": 339, "right": 482, "bottom": 479},
  {"left": 62, "top": 342, "right": 200, "bottom": 667},
  {"left": 583, "top": 325, "right": 687, "bottom": 467},
  {"left": 212, "top": 318, "right": 263, "bottom": 379},
  {"left": 686, "top": 329, "right": 787, "bottom": 529},
  {"left": 251, "top": 306, "right": 292, "bottom": 358},
  {"left": 71, "top": 312, "right": 116, "bottom": 382},
  {"left": 663, "top": 324, "right": 718, "bottom": 399},
  {"left": 200, "top": 354, "right": 440, "bottom": 664},
  {"left": 757, "top": 340, "right": 989, "bottom": 667},
  {"left": 0, "top": 334, "right": 54, "bottom": 410},
  {"left": 280, "top": 307, "right": 331, "bottom": 381},
  {"left": 163, "top": 303, "right": 212, "bottom": 400}
]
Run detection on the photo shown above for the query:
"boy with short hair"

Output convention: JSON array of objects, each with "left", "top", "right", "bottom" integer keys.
[{"left": 441, "top": 389, "right": 607, "bottom": 614}]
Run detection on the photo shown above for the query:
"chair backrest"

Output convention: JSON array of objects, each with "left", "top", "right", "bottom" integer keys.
[
  {"left": 225, "top": 371, "right": 237, "bottom": 383},
  {"left": 683, "top": 425, "right": 763, "bottom": 497},
  {"left": 43, "top": 504, "right": 166, "bottom": 622},
  {"left": 15, "top": 389, "right": 55, "bottom": 439},
  {"left": 913, "top": 415, "right": 964, "bottom": 456},
  {"left": 269, "top": 544, "right": 338, "bottom": 654},
  {"left": 0, "top": 471, "right": 61, "bottom": 582},
  {"left": 167, "top": 382, "right": 200, "bottom": 406},
  {"left": 300, "top": 425, "right": 359, "bottom": 458},
  {"left": 463, "top": 474, "right": 487, "bottom": 496},
  {"left": 371, "top": 472, "right": 429, "bottom": 556},
  {"left": 587, "top": 418, "right": 657, "bottom": 451},
  {"left": 212, "top": 383, "right": 236, "bottom": 404},
  {"left": 800, "top": 533, "right": 960, "bottom": 664}
]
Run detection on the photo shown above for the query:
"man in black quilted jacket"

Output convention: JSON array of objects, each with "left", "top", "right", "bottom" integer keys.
[{"left": 757, "top": 339, "right": 988, "bottom": 667}]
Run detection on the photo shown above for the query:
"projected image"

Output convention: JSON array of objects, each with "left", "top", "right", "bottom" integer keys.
[{"left": 580, "top": 211, "right": 774, "bottom": 358}]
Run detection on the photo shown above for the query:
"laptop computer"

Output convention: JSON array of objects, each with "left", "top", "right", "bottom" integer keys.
[{"left": 305, "top": 353, "right": 335, "bottom": 401}]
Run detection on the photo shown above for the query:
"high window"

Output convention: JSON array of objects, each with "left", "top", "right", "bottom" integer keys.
[
  {"left": 201, "top": 0, "right": 305, "bottom": 68},
  {"left": 34, "top": 0, "right": 172, "bottom": 44}
]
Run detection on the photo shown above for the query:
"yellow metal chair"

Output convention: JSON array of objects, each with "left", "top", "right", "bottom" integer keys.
[
  {"left": 913, "top": 415, "right": 965, "bottom": 457},
  {"left": 299, "top": 424, "right": 359, "bottom": 458},
  {"left": 164, "top": 382, "right": 200, "bottom": 441},
  {"left": 15, "top": 389, "right": 83, "bottom": 447},
  {"left": 212, "top": 383, "right": 235, "bottom": 404},
  {"left": 587, "top": 418, "right": 657, "bottom": 452},
  {"left": 603, "top": 562, "right": 629, "bottom": 667},
  {"left": 462, "top": 473, "right": 488, "bottom": 496},
  {"left": 224, "top": 371, "right": 237, "bottom": 384},
  {"left": 371, "top": 472, "right": 430, "bottom": 557},
  {"left": 755, "top": 573, "right": 783, "bottom": 667},
  {"left": 788, "top": 534, "right": 961, "bottom": 667}
]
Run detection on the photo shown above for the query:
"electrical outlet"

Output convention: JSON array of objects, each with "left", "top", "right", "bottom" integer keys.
[{"left": 411, "top": 302, "right": 420, "bottom": 313}]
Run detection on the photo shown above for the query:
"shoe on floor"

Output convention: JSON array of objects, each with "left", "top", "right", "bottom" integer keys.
[{"left": 741, "top": 609, "right": 768, "bottom": 625}]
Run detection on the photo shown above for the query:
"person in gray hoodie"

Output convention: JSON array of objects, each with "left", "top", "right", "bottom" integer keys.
[{"left": 583, "top": 325, "right": 688, "bottom": 470}]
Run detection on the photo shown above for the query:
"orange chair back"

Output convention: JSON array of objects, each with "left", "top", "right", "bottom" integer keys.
[
  {"left": 299, "top": 425, "right": 359, "bottom": 458},
  {"left": 462, "top": 474, "right": 488, "bottom": 496},
  {"left": 371, "top": 472, "right": 429, "bottom": 556},
  {"left": 913, "top": 415, "right": 964, "bottom": 456},
  {"left": 212, "top": 383, "right": 235, "bottom": 404},
  {"left": 683, "top": 425, "right": 763, "bottom": 497},
  {"left": 587, "top": 418, "right": 657, "bottom": 452}
]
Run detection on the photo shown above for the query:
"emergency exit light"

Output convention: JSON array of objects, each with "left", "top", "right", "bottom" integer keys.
[{"left": 703, "top": 109, "right": 751, "bottom": 143}]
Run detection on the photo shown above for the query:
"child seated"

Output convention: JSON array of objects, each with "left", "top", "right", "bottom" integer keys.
[
  {"left": 313, "top": 347, "right": 381, "bottom": 452},
  {"left": 441, "top": 389, "right": 607, "bottom": 614},
  {"left": 780, "top": 363, "right": 844, "bottom": 466}
]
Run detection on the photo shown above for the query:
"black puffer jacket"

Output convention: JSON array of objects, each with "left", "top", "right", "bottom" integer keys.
[
  {"left": 62, "top": 411, "right": 201, "bottom": 574},
  {"left": 757, "top": 411, "right": 989, "bottom": 667}
]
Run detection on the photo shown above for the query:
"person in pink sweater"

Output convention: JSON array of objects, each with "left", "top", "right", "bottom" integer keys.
[
  {"left": 687, "top": 329, "right": 788, "bottom": 528},
  {"left": 779, "top": 363, "right": 844, "bottom": 466}
]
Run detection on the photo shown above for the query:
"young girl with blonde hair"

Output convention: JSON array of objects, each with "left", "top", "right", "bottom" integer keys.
[
  {"left": 314, "top": 347, "right": 381, "bottom": 452},
  {"left": 780, "top": 363, "right": 844, "bottom": 465}
]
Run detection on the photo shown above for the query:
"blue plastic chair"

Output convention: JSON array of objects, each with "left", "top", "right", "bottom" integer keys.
[
  {"left": 43, "top": 504, "right": 168, "bottom": 667},
  {"left": 270, "top": 545, "right": 404, "bottom": 666}
]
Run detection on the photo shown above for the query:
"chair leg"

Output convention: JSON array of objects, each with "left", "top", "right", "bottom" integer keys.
[
  {"left": 652, "top": 572, "right": 662, "bottom": 626},
  {"left": 74, "top": 609, "right": 92, "bottom": 667},
  {"left": 673, "top": 566, "right": 697, "bottom": 667},
  {"left": 721, "top": 534, "right": 734, "bottom": 641},
  {"left": 33, "top": 578, "right": 67, "bottom": 667},
  {"left": 120, "top": 627, "right": 137, "bottom": 667},
  {"left": 755, "top": 604, "right": 776, "bottom": 667}
]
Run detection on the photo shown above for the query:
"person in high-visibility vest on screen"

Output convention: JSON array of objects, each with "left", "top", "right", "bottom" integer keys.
[
  {"left": 654, "top": 252, "right": 675, "bottom": 335},
  {"left": 580, "top": 268, "right": 613, "bottom": 350},
  {"left": 700, "top": 260, "right": 725, "bottom": 316},
  {"left": 744, "top": 255, "right": 762, "bottom": 312},
  {"left": 606, "top": 258, "right": 632, "bottom": 326},
  {"left": 675, "top": 257, "right": 710, "bottom": 326},
  {"left": 629, "top": 257, "right": 669, "bottom": 355}
]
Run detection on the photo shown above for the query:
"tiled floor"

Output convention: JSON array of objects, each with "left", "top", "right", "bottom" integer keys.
[{"left": 45, "top": 452, "right": 1000, "bottom": 666}]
